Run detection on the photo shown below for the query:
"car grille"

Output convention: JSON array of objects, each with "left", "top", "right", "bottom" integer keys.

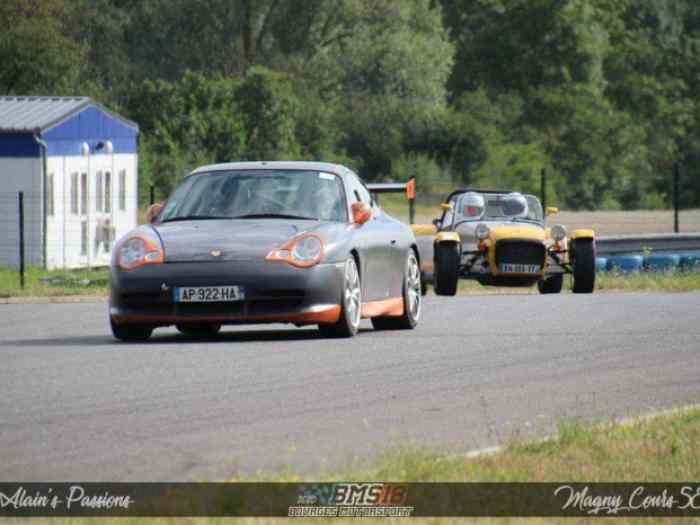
[{"left": 495, "top": 240, "right": 545, "bottom": 268}]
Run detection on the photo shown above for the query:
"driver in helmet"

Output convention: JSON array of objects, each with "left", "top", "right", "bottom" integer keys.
[
  {"left": 460, "top": 192, "right": 485, "bottom": 218},
  {"left": 501, "top": 192, "right": 528, "bottom": 218}
]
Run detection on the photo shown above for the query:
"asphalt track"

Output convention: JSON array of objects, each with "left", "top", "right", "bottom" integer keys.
[{"left": 1, "top": 293, "right": 699, "bottom": 481}]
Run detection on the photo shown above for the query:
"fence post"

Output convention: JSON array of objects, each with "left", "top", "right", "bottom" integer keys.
[
  {"left": 150, "top": 184, "right": 155, "bottom": 206},
  {"left": 673, "top": 162, "right": 680, "bottom": 233},
  {"left": 540, "top": 168, "right": 547, "bottom": 211},
  {"left": 18, "top": 191, "right": 25, "bottom": 289}
]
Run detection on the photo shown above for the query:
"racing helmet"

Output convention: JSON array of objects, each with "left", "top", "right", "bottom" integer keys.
[
  {"left": 501, "top": 192, "right": 528, "bottom": 217},
  {"left": 460, "top": 192, "right": 485, "bottom": 218}
]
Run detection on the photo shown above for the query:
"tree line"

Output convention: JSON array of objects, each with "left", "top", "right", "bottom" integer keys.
[{"left": 2, "top": 0, "right": 699, "bottom": 209}]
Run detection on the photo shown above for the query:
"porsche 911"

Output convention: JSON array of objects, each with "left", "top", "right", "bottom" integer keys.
[{"left": 109, "top": 161, "right": 422, "bottom": 340}]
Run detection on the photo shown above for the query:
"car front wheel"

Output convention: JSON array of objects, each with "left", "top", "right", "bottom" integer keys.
[{"left": 110, "top": 319, "right": 153, "bottom": 342}]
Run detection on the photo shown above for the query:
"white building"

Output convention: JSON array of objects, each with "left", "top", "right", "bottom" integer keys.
[{"left": 0, "top": 97, "right": 139, "bottom": 269}]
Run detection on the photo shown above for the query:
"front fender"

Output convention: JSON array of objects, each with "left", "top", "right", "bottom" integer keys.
[
  {"left": 570, "top": 229, "right": 595, "bottom": 240},
  {"left": 435, "top": 231, "right": 460, "bottom": 244}
]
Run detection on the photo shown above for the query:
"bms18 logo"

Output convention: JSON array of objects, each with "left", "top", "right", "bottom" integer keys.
[{"left": 331, "top": 483, "right": 408, "bottom": 506}]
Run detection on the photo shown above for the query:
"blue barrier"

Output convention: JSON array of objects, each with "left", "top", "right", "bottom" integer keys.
[
  {"left": 679, "top": 252, "right": 700, "bottom": 271},
  {"left": 606, "top": 255, "right": 644, "bottom": 274},
  {"left": 595, "top": 257, "right": 607, "bottom": 272},
  {"left": 644, "top": 254, "right": 681, "bottom": 272}
]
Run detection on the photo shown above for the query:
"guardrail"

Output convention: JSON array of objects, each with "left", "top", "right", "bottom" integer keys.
[{"left": 596, "top": 233, "right": 700, "bottom": 256}]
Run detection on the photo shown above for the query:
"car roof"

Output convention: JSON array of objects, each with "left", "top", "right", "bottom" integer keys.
[{"left": 190, "top": 161, "right": 353, "bottom": 178}]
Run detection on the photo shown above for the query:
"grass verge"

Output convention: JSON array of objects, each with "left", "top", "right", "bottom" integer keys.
[
  {"left": 0, "top": 266, "right": 109, "bottom": 299},
  {"left": 452, "top": 271, "right": 700, "bottom": 295},
  {"left": 337, "top": 406, "right": 700, "bottom": 482},
  {"left": 25, "top": 406, "right": 700, "bottom": 525}
]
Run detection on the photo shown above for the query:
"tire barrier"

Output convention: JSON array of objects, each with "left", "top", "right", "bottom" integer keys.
[
  {"left": 595, "top": 257, "right": 607, "bottom": 272},
  {"left": 643, "top": 254, "right": 681, "bottom": 273},
  {"left": 606, "top": 255, "right": 644, "bottom": 274}
]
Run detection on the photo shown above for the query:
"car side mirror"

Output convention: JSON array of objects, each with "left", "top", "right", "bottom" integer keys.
[
  {"left": 146, "top": 203, "right": 163, "bottom": 224},
  {"left": 432, "top": 218, "right": 441, "bottom": 227},
  {"left": 546, "top": 206, "right": 559, "bottom": 216},
  {"left": 351, "top": 202, "right": 372, "bottom": 226}
]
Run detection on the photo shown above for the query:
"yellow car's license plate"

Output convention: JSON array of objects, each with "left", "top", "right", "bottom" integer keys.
[
  {"left": 174, "top": 286, "right": 245, "bottom": 303},
  {"left": 499, "top": 264, "right": 541, "bottom": 274}
]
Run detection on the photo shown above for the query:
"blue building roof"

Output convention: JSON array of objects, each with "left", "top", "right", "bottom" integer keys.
[{"left": 0, "top": 97, "right": 138, "bottom": 157}]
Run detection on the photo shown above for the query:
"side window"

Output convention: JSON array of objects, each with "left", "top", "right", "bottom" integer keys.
[
  {"left": 357, "top": 183, "right": 371, "bottom": 205},
  {"left": 80, "top": 173, "right": 88, "bottom": 215},
  {"left": 96, "top": 171, "right": 103, "bottom": 212},
  {"left": 46, "top": 174, "right": 54, "bottom": 216},
  {"left": 70, "top": 173, "right": 79, "bottom": 215},
  {"left": 348, "top": 174, "right": 371, "bottom": 204},
  {"left": 104, "top": 171, "right": 112, "bottom": 213},
  {"left": 119, "top": 170, "right": 127, "bottom": 211}
]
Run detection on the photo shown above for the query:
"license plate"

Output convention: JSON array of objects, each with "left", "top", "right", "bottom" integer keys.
[
  {"left": 174, "top": 286, "right": 245, "bottom": 303},
  {"left": 499, "top": 263, "right": 541, "bottom": 274}
]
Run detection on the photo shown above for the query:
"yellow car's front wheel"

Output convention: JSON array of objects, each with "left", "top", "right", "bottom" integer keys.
[
  {"left": 434, "top": 242, "right": 460, "bottom": 296},
  {"left": 571, "top": 239, "right": 596, "bottom": 293}
]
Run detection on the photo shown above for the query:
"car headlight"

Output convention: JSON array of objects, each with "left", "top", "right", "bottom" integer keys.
[
  {"left": 551, "top": 225, "right": 567, "bottom": 242},
  {"left": 266, "top": 233, "right": 324, "bottom": 268},
  {"left": 115, "top": 227, "right": 164, "bottom": 271},
  {"left": 475, "top": 223, "right": 490, "bottom": 241}
]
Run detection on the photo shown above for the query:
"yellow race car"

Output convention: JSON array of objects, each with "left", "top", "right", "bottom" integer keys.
[{"left": 413, "top": 189, "right": 596, "bottom": 295}]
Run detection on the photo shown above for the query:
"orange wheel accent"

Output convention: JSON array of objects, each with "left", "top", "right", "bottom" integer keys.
[{"left": 360, "top": 297, "right": 404, "bottom": 318}]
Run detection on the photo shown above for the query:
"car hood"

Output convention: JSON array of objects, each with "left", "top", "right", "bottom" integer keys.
[
  {"left": 456, "top": 220, "right": 545, "bottom": 248},
  {"left": 153, "top": 219, "right": 318, "bottom": 262}
]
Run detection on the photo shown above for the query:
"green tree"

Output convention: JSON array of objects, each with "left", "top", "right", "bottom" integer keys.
[
  {"left": 0, "top": 0, "right": 82, "bottom": 94},
  {"left": 235, "top": 66, "right": 300, "bottom": 160}
]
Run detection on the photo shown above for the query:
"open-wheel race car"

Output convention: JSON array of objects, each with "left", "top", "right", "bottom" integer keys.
[{"left": 414, "top": 189, "right": 596, "bottom": 295}]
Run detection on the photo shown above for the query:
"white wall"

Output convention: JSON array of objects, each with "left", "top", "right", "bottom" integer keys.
[
  {"left": 47, "top": 153, "right": 139, "bottom": 270},
  {"left": 1, "top": 153, "right": 138, "bottom": 270},
  {"left": 0, "top": 157, "right": 43, "bottom": 268}
]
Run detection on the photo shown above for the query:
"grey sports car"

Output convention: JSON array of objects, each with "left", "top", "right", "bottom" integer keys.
[{"left": 109, "top": 161, "right": 422, "bottom": 341}]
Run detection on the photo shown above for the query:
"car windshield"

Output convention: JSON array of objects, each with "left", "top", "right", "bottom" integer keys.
[
  {"left": 451, "top": 192, "right": 544, "bottom": 224},
  {"left": 159, "top": 170, "right": 348, "bottom": 222}
]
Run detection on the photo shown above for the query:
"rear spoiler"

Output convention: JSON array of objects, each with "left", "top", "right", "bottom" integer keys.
[
  {"left": 367, "top": 178, "right": 417, "bottom": 223},
  {"left": 367, "top": 178, "right": 416, "bottom": 200}
]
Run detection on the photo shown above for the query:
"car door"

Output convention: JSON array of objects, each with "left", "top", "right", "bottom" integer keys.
[
  {"left": 346, "top": 176, "right": 392, "bottom": 301},
  {"left": 379, "top": 205, "right": 412, "bottom": 298}
]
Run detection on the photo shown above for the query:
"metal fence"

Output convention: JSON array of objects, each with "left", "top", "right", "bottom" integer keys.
[{"left": 380, "top": 166, "right": 700, "bottom": 236}]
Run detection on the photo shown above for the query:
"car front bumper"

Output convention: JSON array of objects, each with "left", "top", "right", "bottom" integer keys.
[{"left": 109, "top": 261, "right": 344, "bottom": 326}]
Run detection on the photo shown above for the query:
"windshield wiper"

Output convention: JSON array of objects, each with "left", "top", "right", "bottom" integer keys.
[
  {"left": 161, "top": 215, "right": 229, "bottom": 223},
  {"left": 233, "top": 213, "right": 318, "bottom": 221}
]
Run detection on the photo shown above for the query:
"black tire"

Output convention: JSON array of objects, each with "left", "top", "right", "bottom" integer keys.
[
  {"left": 318, "top": 257, "right": 361, "bottom": 338},
  {"left": 571, "top": 239, "right": 596, "bottom": 293},
  {"left": 176, "top": 323, "right": 222, "bottom": 337},
  {"left": 372, "top": 250, "right": 421, "bottom": 330},
  {"left": 537, "top": 273, "right": 563, "bottom": 294},
  {"left": 110, "top": 319, "right": 153, "bottom": 342},
  {"left": 434, "top": 242, "right": 459, "bottom": 296}
]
